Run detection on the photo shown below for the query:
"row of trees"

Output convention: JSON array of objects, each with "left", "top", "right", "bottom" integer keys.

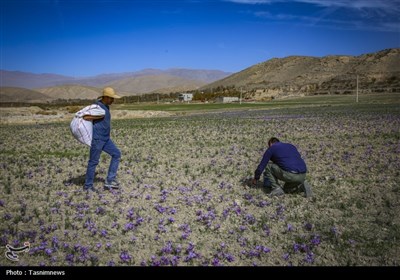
[
  {"left": 192, "top": 86, "right": 244, "bottom": 101},
  {"left": 117, "top": 86, "right": 249, "bottom": 103}
]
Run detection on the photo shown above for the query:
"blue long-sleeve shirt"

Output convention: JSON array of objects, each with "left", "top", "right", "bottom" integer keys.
[
  {"left": 254, "top": 142, "right": 307, "bottom": 180},
  {"left": 92, "top": 100, "right": 111, "bottom": 141}
]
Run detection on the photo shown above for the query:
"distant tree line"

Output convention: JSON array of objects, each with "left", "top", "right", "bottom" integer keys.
[
  {"left": 192, "top": 86, "right": 248, "bottom": 101},
  {"left": 120, "top": 92, "right": 180, "bottom": 103},
  {"left": 119, "top": 86, "right": 249, "bottom": 103}
]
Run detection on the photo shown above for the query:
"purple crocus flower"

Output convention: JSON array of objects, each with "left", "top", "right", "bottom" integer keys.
[
  {"left": 126, "top": 208, "right": 134, "bottom": 220},
  {"left": 170, "top": 256, "right": 180, "bottom": 266},
  {"left": 304, "top": 252, "right": 314, "bottom": 263},
  {"left": 258, "top": 200, "right": 268, "bottom": 207},
  {"left": 124, "top": 222, "right": 135, "bottom": 231},
  {"left": 293, "top": 243, "right": 300, "bottom": 253},
  {"left": 65, "top": 254, "right": 74, "bottom": 263},
  {"left": 283, "top": 253, "right": 290, "bottom": 261},
  {"left": 45, "top": 248, "right": 53, "bottom": 256},
  {"left": 175, "top": 244, "right": 182, "bottom": 254},
  {"left": 161, "top": 241, "right": 173, "bottom": 254},
  {"left": 212, "top": 258, "right": 220, "bottom": 266},
  {"left": 304, "top": 223, "right": 313, "bottom": 231},
  {"left": 310, "top": 234, "right": 321, "bottom": 246},
  {"left": 120, "top": 251, "right": 132, "bottom": 263},
  {"left": 244, "top": 214, "right": 256, "bottom": 225},
  {"left": 224, "top": 253, "right": 235, "bottom": 262},
  {"left": 51, "top": 236, "right": 59, "bottom": 248},
  {"left": 95, "top": 207, "right": 106, "bottom": 215}
]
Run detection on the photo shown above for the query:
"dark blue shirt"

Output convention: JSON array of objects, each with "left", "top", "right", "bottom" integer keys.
[
  {"left": 254, "top": 142, "right": 307, "bottom": 180},
  {"left": 92, "top": 100, "right": 110, "bottom": 141}
]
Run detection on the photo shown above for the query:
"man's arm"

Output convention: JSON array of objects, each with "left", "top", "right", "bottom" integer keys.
[
  {"left": 253, "top": 149, "right": 273, "bottom": 183},
  {"left": 83, "top": 115, "right": 104, "bottom": 121}
]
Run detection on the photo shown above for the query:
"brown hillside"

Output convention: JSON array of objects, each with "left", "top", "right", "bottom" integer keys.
[
  {"left": 35, "top": 85, "right": 103, "bottom": 100},
  {"left": 0, "top": 87, "right": 51, "bottom": 103},
  {"left": 201, "top": 48, "right": 400, "bottom": 100}
]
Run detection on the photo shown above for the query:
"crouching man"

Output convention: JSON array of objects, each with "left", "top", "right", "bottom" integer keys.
[{"left": 252, "top": 137, "right": 313, "bottom": 198}]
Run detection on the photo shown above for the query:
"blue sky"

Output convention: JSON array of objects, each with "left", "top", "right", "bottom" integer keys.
[{"left": 1, "top": 0, "right": 399, "bottom": 77}]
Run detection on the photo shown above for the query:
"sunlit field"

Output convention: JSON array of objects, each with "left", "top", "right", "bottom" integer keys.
[{"left": 1, "top": 94, "right": 399, "bottom": 266}]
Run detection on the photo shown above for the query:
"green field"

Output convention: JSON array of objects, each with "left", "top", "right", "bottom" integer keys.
[{"left": 114, "top": 93, "right": 400, "bottom": 112}]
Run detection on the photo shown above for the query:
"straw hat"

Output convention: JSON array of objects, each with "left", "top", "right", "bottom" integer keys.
[{"left": 101, "top": 87, "right": 122, "bottom": 99}]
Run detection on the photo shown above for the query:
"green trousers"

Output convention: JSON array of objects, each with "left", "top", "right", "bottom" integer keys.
[{"left": 264, "top": 163, "right": 306, "bottom": 192}]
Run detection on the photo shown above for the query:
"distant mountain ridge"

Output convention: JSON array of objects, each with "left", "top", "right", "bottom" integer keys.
[
  {"left": 201, "top": 48, "right": 400, "bottom": 100},
  {"left": 0, "top": 68, "right": 231, "bottom": 102},
  {"left": 0, "top": 68, "right": 231, "bottom": 89}
]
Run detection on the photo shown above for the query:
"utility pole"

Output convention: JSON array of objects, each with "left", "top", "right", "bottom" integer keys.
[
  {"left": 240, "top": 87, "right": 242, "bottom": 105},
  {"left": 356, "top": 75, "right": 359, "bottom": 103}
]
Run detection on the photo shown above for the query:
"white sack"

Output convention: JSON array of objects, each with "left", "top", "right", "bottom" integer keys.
[{"left": 70, "top": 104, "right": 105, "bottom": 146}]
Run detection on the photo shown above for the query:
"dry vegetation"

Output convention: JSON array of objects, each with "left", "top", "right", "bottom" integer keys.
[{"left": 0, "top": 96, "right": 399, "bottom": 266}]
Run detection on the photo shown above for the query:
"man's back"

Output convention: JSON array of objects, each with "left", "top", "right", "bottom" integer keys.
[{"left": 269, "top": 142, "right": 307, "bottom": 173}]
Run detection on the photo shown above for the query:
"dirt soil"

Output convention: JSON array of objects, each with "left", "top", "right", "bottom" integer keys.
[{"left": 0, "top": 107, "right": 174, "bottom": 124}]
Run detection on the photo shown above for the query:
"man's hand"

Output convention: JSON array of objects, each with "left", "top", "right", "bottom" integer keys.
[{"left": 251, "top": 178, "right": 258, "bottom": 186}]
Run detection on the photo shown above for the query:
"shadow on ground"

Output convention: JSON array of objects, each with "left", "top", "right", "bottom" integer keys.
[{"left": 63, "top": 173, "right": 104, "bottom": 186}]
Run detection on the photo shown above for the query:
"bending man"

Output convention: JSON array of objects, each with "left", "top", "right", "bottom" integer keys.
[{"left": 252, "top": 137, "right": 312, "bottom": 198}]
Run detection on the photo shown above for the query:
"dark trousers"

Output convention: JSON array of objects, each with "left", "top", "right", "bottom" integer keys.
[{"left": 263, "top": 163, "right": 306, "bottom": 192}]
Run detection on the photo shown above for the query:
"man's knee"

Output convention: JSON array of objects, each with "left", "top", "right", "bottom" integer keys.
[
  {"left": 113, "top": 148, "right": 121, "bottom": 159},
  {"left": 88, "top": 158, "right": 100, "bottom": 166}
]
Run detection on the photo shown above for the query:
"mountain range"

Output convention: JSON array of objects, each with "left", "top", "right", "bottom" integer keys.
[
  {"left": 1, "top": 48, "right": 399, "bottom": 103},
  {"left": 0, "top": 68, "right": 230, "bottom": 102}
]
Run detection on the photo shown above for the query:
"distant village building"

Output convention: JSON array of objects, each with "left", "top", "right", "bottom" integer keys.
[
  {"left": 178, "top": 93, "right": 193, "bottom": 102},
  {"left": 216, "top": 96, "right": 240, "bottom": 103}
]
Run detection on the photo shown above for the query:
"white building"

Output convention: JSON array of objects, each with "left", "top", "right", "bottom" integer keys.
[
  {"left": 178, "top": 93, "right": 193, "bottom": 102},
  {"left": 216, "top": 96, "right": 240, "bottom": 103}
]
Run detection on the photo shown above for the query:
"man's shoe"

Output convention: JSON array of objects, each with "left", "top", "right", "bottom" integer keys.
[
  {"left": 104, "top": 180, "right": 120, "bottom": 190},
  {"left": 84, "top": 186, "right": 99, "bottom": 193},
  {"left": 300, "top": 181, "right": 313, "bottom": 198},
  {"left": 268, "top": 187, "right": 285, "bottom": 197}
]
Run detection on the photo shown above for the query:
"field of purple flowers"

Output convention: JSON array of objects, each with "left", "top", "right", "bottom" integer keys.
[{"left": 1, "top": 101, "right": 399, "bottom": 266}]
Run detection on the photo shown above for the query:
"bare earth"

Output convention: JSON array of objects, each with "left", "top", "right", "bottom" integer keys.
[{"left": 0, "top": 107, "right": 173, "bottom": 124}]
